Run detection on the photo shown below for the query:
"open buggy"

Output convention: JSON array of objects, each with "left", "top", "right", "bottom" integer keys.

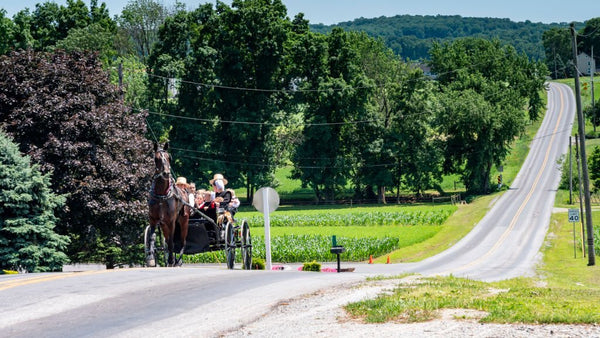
[{"left": 144, "top": 206, "right": 252, "bottom": 270}]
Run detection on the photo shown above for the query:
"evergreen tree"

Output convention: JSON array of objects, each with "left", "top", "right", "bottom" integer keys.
[{"left": 0, "top": 130, "right": 69, "bottom": 272}]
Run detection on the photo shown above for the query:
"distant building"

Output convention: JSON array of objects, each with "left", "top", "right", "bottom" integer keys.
[{"left": 577, "top": 52, "right": 596, "bottom": 76}]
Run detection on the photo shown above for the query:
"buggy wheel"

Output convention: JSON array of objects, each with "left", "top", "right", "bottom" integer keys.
[
  {"left": 144, "top": 225, "right": 156, "bottom": 267},
  {"left": 225, "top": 221, "right": 235, "bottom": 270},
  {"left": 241, "top": 220, "right": 252, "bottom": 270}
]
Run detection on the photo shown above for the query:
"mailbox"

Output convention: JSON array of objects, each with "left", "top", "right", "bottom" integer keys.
[{"left": 330, "top": 246, "right": 345, "bottom": 254}]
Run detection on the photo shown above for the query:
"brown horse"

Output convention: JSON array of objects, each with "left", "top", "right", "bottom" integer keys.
[{"left": 148, "top": 142, "right": 189, "bottom": 266}]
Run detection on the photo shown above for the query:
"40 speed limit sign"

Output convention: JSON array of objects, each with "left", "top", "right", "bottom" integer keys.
[{"left": 568, "top": 209, "right": 580, "bottom": 223}]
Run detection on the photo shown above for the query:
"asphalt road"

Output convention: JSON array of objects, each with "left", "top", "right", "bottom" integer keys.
[{"left": 0, "top": 83, "right": 575, "bottom": 337}]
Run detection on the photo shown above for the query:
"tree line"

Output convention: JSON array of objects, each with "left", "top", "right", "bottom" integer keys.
[
  {"left": 0, "top": 0, "right": 552, "bottom": 270},
  {"left": 312, "top": 14, "right": 581, "bottom": 61}
]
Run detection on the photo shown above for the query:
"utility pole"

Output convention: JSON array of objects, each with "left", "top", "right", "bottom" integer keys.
[
  {"left": 569, "top": 135, "right": 572, "bottom": 204},
  {"left": 591, "top": 45, "right": 596, "bottom": 133},
  {"left": 570, "top": 23, "right": 595, "bottom": 266}
]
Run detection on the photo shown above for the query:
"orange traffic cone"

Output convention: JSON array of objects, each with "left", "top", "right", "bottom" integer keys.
[
  {"left": 386, "top": 256, "right": 391, "bottom": 264},
  {"left": 368, "top": 255, "right": 373, "bottom": 264}
]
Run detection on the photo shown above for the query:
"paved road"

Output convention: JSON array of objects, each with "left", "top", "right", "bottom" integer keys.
[
  {"left": 404, "top": 82, "right": 575, "bottom": 281},
  {"left": 0, "top": 83, "right": 575, "bottom": 337}
]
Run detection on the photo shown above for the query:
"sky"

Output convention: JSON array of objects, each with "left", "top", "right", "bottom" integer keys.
[{"left": 2, "top": 0, "right": 599, "bottom": 25}]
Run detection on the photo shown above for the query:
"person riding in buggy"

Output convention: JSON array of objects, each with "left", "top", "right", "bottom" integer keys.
[{"left": 145, "top": 156, "right": 250, "bottom": 270}]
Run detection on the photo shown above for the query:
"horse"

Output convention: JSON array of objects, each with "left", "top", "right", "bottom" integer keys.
[{"left": 147, "top": 142, "right": 190, "bottom": 266}]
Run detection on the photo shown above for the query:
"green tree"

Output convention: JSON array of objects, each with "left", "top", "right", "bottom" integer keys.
[
  {"left": 589, "top": 146, "right": 600, "bottom": 192},
  {"left": 292, "top": 28, "right": 372, "bottom": 202},
  {"left": 28, "top": 1, "right": 62, "bottom": 50},
  {"left": 208, "top": 0, "right": 290, "bottom": 199},
  {"left": 430, "top": 38, "right": 542, "bottom": 193},
  {"left": 0, "top": 9, "right": 16, "bottom": 54},
  {"left": 579, "top": 17, "right": 600, "bottom": 61},
  {"left": 12, "top": 0, "right": 116, "bottom": 52},
  {"left": 542, "top": 27, "right": 571, "bottom": 79},
  {"left": 0, "top": 50, "right": 152, "bottom": 268},
  {"left": 349, "top": 32, "right": 442, "bottom": 201},
  {"left": 11, "top": 10, "right": 35, "bottom": 50},
  {"left": 0, "top": 130, "right": 69, "bottom": 272},
  {"left": 118, "top": 0, "right": 170, "bottom": 60},
  {"left": 54, "top": 22, "right": 117, "bottom": 63},
  {"left": 148, "top": 1, "right": 292, "bottom": 200}
]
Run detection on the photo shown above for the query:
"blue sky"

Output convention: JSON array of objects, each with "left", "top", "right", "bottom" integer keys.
[{"left": 2, "top": 0, "right": 599, "bottom": 25}]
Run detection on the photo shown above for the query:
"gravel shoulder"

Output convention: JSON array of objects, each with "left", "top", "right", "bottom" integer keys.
[{"left": 222, "top": 277, "right": 600, "bottom": 338}]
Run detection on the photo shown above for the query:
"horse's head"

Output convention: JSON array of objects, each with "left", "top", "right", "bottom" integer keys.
[{"left": 153, "top": 142, "right": 172, "bottom": 181}]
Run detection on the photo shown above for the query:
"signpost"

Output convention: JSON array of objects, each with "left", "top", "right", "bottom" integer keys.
[
  {"left": 568, "top": 208, "right": 582, "bottom": 258},
  {"left": 568, "top": 208, "right": 580, "bottom": 223},
  {"left": 252, "top": 187, "right": 279, "bottom": 271}
]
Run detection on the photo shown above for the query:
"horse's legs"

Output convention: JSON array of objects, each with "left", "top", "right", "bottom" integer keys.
[
  {"left": 148, "top": 223, "right": 157, "bottom": 266},
  {"left": 164, "top": 225, "right": 175, "bottom": 267}
]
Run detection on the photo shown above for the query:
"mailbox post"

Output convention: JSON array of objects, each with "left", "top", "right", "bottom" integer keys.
[{"left": 330, "top": 235, "right": 345, "bottom": 273}]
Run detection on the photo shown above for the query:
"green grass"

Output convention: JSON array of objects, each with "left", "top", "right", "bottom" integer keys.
[
  {"left": 345, "top": 209, "right": 600, "bottom": 325},
  {"left": 346, "top": 275, "right": 600, "bottom": 324}
]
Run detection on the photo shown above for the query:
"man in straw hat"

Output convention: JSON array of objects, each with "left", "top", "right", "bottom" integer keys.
[
  {"left": 210, "top": 173, "right": 240, "bottom": 215},
  {"left": 175, "top": 176, "right": 195, "bottom": 207}
]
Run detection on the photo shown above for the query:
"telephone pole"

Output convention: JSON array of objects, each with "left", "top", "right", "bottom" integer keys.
[{"left": 570, "top": 23, "right": 595, "bottom": 266}]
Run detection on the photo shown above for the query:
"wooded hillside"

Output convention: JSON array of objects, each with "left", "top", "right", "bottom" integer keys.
[{"left": 311, "top": 14, "right": 580, "bottom": 60}]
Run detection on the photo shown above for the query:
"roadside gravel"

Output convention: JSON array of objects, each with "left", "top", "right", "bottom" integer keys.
[{"left": 222, "top": 277, "right": 600, "bottom": 338}]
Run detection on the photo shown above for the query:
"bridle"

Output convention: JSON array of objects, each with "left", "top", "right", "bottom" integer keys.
[{"left": 150, "top": 149, "right": 174, "bottom": 200}]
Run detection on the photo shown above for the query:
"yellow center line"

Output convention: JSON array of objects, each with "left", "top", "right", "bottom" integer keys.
[
  {"left": 440, "top": 84, "right": 565, "bottom": 276},
  {"left": 0, "top": 270, "right": 108, "bottom": 291}
]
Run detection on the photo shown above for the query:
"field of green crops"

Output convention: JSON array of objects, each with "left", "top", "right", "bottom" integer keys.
[{"left": 183, "top": 204, "right": 456, "bottom": 264}]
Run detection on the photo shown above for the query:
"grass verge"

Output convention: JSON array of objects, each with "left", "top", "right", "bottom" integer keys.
[{"left": 345, "top": 210, "right": 600, "bottom": 325}]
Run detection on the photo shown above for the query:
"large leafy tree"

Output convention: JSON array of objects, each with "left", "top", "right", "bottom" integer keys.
[
  {"left": 542, "top": 27, "right": 572, "bottom": 79},
  {"left": 10, "top": 0, "right": 116, "bottom": 53},
  {"left": 0, "top": 50, "right": 152, "bottom": 268},
  {"left": 292, "top": 28, "right": 372, "bottom": 202},
  {"left": 118, "top": 0, "right": 170, "bottom": 60},
  {"left": 208, "top": 0, "right": 290, "bottom": 199},
  {"left": 579, "top": 18, "right": 600, "bottom": 62},
  {"left": 589, "top": 146, "right": 600, "bottom": 193},
  {"left": 349, "top": 32, "right": 442, "bottom": 202},
  {"left": 430, "top": 38, "right": 545, "bottom": 193},
  {"left": 147, "top": 0, "right": 291, "bottom": 200},
  {"left": 0, "top": 130, "right": 69, "bottom": 272},
  {"left": 0, "top": 9, "right": 16, "bottom": 54}
]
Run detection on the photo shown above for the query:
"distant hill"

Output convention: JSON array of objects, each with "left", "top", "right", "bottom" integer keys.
[{"left": 310, "top": 15, "right": 579, "bottom": 61}]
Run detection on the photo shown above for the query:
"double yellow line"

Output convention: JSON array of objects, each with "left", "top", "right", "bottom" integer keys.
[{"left": 439, "top": 84, "right": 565, "bottom": 276}]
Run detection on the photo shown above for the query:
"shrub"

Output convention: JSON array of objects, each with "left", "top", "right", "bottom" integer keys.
[
  {"left": 302, "top": 261, "right": 321, "bottom": 272},
  {"left": 252, "top": 258, "right": 265, "bottom": 270}
]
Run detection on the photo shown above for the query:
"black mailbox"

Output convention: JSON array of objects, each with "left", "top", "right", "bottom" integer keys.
[
  {"left": 330, "top": 246, "right": 345, "bottom": 254},
  {"left": 330, "top": 245, "right": 345, "bottom": 272}
]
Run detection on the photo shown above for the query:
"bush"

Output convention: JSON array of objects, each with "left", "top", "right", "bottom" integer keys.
[
  {"left": 252, "top": 258, "right": 265, "bottom": 270},
  {"left": 302, "top": 261, "right": 321, "bottom": 272}
]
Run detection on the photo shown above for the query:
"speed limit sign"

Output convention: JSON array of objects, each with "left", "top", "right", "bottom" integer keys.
[{"left": 568, "top": 209, "right": 580, "bottom": 223}]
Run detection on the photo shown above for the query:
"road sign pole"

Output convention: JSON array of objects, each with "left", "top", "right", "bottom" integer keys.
[{"left": 263, "top": 188, "right": 272, "bottom": 271}]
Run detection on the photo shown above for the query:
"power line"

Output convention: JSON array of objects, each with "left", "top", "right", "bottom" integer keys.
[{"left": 142, "top": 108, "right": 380, "bottom": 126}]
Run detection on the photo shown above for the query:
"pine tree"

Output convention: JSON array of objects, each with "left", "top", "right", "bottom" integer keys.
[{"left": 0, "top": 130, "right": 69, "bottom": 272}]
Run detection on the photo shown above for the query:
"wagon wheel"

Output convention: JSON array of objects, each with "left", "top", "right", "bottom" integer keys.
[
  {"left": 241, "top": 220, "right": 252, "bottom": 270},
  {"left": 224, "top": 221, "right": 236, "bottom": 270}
]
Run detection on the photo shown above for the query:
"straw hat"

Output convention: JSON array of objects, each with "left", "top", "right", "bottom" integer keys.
[
  {"left": 175, "top": 176, "right": 188, "bottom": 186},
  {"left": 209, "top": 173, "right": 228, "bottom": 186}
]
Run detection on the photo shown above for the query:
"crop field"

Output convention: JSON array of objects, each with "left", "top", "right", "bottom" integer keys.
[{"left": 183, "top": 204, "right": 456, "bottom": 264}]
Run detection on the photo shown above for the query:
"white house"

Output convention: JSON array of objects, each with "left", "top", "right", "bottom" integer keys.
[{"left": 577, "top": 52, "right": 596, "bottom": 76}]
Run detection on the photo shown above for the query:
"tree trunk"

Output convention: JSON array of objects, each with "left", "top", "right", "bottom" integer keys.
[{"left": 378, "top": 186, "right": 387, "bottom": 204}]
